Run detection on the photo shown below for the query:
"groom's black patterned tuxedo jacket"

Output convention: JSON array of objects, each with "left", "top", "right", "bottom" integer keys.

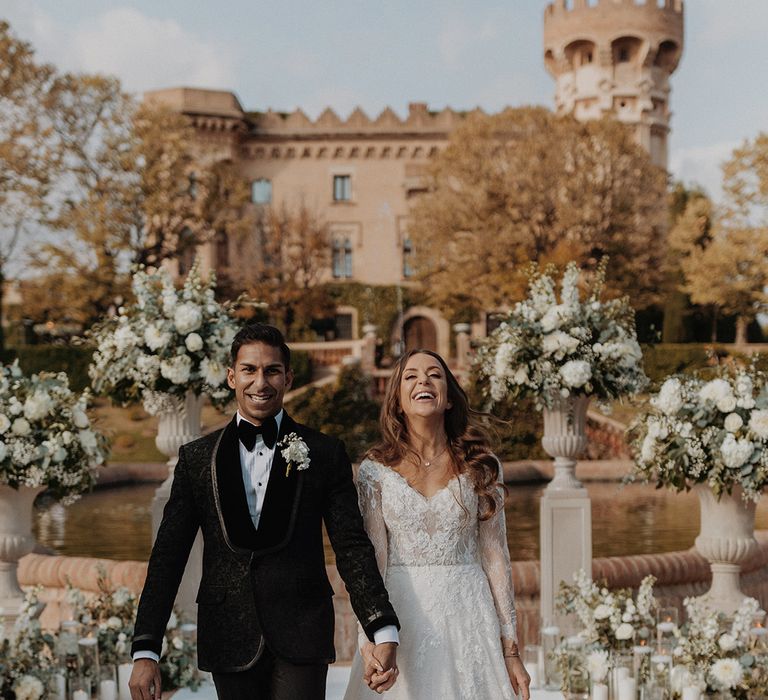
[{"left": 131, "top": 413, "right": 398, "bottom": 672}]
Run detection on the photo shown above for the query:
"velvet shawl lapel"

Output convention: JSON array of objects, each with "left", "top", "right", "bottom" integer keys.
[{"left": 213, "top": 413, "right": 304, "bottom": 555}]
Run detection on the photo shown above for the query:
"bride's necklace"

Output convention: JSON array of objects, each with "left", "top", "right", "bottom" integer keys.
[{"left": 415, "top": 442, "right": 449, "bottom": 469}]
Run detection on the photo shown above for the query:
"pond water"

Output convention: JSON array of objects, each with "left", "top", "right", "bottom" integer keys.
[{"left": 33, "top": 482, "right": 768, "bottom": 563}]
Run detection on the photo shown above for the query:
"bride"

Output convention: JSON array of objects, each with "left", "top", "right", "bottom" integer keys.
[{"left": 344, "top": 349, "right": 530, "bottom": 699}]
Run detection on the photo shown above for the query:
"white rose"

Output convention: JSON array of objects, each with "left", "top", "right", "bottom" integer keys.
[
  {"left": 0, "top": 441, "right": 7, "bottom": 462},
  {"left": 160, "top": 355, "right": 192, "bottom": 385},
  {"left": 652, "top": 378, "right": 684, "bottom": 416},
  {"left": 513, "top": 366, "right": 529, "bottom": 385},
  {"left": 717, "top": 395, "right": 738, "bottom": 413},
  {"left": 710, "top": 658, "right": 743, "bottom": 689},
  {"left": 172, "top": 635, "right": 184, "bottom": 650},
  {"left": 735, "top": 374, "right": 753, "bottom": 397},
  {"left": 720, "top": 433, "right": 754, "bottom": 469},
  {"left": 79, "top": 429, "right": 98, "bottom": 451},
  {"left": 72, "top": 409, "right": 90, "bottom": 429},
  {"left": 699, "top": 378, "right": 732, "bottom": 403},
  {"left": 185, "top": 333, "right": 204, "bottom": 352},
  {"left": 8, "top": 398, "right": 22, "bottom": 415},
  {"left": 174, "top": 303, "right": 203, "bottom": 335},
  {"left": 559, "top": 360, "right": 592, "bottom": 388},
  {"left": 594, "top": 604, "right": 612, "bottom": 620},
  {"left": 13, "top": 675, "right": 44, "bottom": 700},
  {"left": 724, "top": 413, "right": 743, "bottom": 433},
  {"left": 614, "top": 623, "right": 634, "bottom": 640},
  {"left": 12, "top": 417, "right": 31, "bottom": 436},
  {"left": 718, "top": 633, "right": 738, "bottom": 651},
  {"left": 144, "top": 323, "right": 172, "bottom": 351},
  {"left": 107, "top": 616, "right": 123, "bottom": 630},
  {"left": 201, "top": 357, "right": 227, "bottom": 387},
  {"left": 0, "top": 414, "right": 10, "bottom": 433},
  {"left": 640, "top": 435, "right": 655, "bottom": 464},
  {"left": 748, "top": 409, "right": 768, "bottom": 439}
]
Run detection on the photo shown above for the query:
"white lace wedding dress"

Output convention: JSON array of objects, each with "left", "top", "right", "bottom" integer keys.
[{"left": 343, "top": 458, "right": 517, "bottom": 700}]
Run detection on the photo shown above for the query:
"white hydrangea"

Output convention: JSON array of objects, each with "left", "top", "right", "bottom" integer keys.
[
  {"left": 185, "top": 332, "right": 204, "bottom": 352},
  {"left": 144, "top": 323, "right": 172, "bottom": 351},
  {"left": 542, "top": 331, "right": 580, "bottom": 357},
  {"left": 201, "top": 357, "right": 227, "bottom": 387},
  {"left": 12, "top": 417, "right": 31, "bottom": 436},
  {"left": 560, "top": 360, "right": 592, "bottom": 388},
  {"left": 540, "top": 304, "right": 570, "bottom": 333},
  {"left": 13, "top": 674, "right": 44, "bottom": 700},
  {"left": 0, "top": 413, "right": 9, "bottom": 433},
  {"left": 749, "top": 409, "right": 768, "bottom": 440},
  {"left": 494, "top": 342, "right": 518, "bottom": 381},
  {"left": 720, "top": 434, "right": 754, "bottom": 469},
  {"left": 114, "top": 324, "right": 140, "bottom": 352},
  {"left": 652, "top": 378, "right": 684, "bottom": 416},
  {"left": 593, "top": 604, "right": 612, "bottom": 620},
  {"left": 72, "top": 409, "right": 90, "bottom": 429},
  {"left": 174, "top": 303, "right": 203, "bottom": 334},
  {"left": 160, "top": 355, "right": 193, "bottom": 385},
  {"left": 614, "top": 623, "right": 634, "bottom": 640},
  {"left": 23, "top": 391, "right": 53, "bottom": 421},
  {"left": 699, "top": 379, "right": 732, "bottom": 403},
  {"left": 718, "top": 633, "right": 738, "bottom": 651}
]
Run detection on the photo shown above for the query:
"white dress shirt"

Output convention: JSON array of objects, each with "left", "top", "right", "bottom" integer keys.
[{"left": 134, "top": 410, "right": 396, "bottom": 662}]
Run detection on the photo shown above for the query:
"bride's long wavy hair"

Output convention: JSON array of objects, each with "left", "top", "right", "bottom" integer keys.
[{"left": 367, "top": 349, "right": 504, "bottom": 521}]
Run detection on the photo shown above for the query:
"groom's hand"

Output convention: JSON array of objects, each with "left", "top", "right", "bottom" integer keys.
[
  {"left": 129, "top": 658, "right": 162, "bottom": 700},
  {"left": 368, "top": 642, "right": 398, "bottom": 693}
]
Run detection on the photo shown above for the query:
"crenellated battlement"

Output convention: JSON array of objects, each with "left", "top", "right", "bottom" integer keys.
[{"left": 545, "top": 0, "right": 683, "bottom": 22}]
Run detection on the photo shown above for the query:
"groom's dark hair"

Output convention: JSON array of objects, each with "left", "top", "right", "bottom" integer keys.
[{"left": 230, "top": 323, "right": 291, "bottom": 370}]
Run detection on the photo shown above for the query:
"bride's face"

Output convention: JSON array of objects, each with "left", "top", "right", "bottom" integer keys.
[{"left": 399, "top": 353, "right": 452, "bottom": 422}]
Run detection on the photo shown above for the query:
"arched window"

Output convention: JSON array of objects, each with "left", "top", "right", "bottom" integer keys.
[
  {"left": 332, "top": 237, "right": 353, "bottom": 278},
  {"left": 403, "top": 237, "right": 414, "bottom": 278}
]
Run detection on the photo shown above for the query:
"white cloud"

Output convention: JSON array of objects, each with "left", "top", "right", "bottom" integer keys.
[
  {"left": 1, "top": 3, "right": 235, "bottom": 94},
  {"left": 669, "top": 140, "right": 739, "bottom": 203}
]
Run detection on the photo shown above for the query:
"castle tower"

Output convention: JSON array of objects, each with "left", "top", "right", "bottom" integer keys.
[{"left": 543, "top": 0, "right": 684, "bottom": 169}]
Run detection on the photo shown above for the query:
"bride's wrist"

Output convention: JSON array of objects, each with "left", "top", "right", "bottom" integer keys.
[{"left": 502, "top": 641, "right": 519, "bottom": 658}]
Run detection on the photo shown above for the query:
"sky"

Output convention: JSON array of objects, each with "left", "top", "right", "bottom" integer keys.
[{"left": 1, "top": 0, "right": 767, "bottom": 202}]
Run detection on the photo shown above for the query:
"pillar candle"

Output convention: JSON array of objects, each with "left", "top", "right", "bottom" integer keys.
[
  {"left": 118, "top": 663, "right": 133, "bottom": 700},
  {"left": 592, "top": 682, "right": 608, "bottom": 700},
  {"left": 73, "top": 691, "right": 89, "bottom": 700},
  {"left": 52, "top": 673, "right": 66, "bottom": 700},
  {"left": 682, "top": 687, "right": 700, "bottom": 700},
  {"left": 526, "top": 661, "right": 540, "bottom": 689},
  {"left": 617, "top": 677, "right": 637, "bottom": 700},
  {"left": 100, "top": 678, "right": 118, "bottom": 700}
]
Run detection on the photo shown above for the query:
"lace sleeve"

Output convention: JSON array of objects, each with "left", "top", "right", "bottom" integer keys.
[
  {"left": 478, "top": 459, "right": 518, "bottom": 644},
  {"left": 355, "top": 460, "right": 389, "bottom": 648}
]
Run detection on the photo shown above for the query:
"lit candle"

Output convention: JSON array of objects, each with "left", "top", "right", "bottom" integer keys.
[
  {"left": 526, "top": 661, "right": 540, "bottom": 689},
  {"left": 750, "top": 627, "right": 768, "bottom": 637},
  {"left": 100, "top": 678, "right": 118, "bottom": 700},
  {"left": 657, "top": 621, "right": 676, "bottom": 633},
  {"left": 592, "top": 682, "right": 608, "bottom": 700},
  {"left": 682, "top": 687, "right": 700, "bottom": 700},
  {"left": 617, "top": 677, "right": 637, "bottom": 700},
  {"left": 73, "top": 691, "right": 89, "bottom": 700},
  {"left": 118, "top": 663, "right": 133, "bottom": 700}
]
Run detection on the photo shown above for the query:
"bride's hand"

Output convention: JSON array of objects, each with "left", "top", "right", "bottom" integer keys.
[{"left": 504, "top": 656, "right": 530, "bottom": 700}]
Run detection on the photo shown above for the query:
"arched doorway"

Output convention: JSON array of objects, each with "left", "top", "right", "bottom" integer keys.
[{"left": 403, "top": 316, "right": 437, "bottom": 352}]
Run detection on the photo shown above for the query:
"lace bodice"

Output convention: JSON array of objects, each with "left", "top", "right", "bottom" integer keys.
[{"left": 356, "top": 458, "right": 517, "bottom": 642}]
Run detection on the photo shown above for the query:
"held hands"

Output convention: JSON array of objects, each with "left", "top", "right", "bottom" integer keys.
[
  {"left": 362, "top": 641, "right": 399, "bottom": 693},
  {"left": 129, "top": 658, "right": 162, "bottom": 700}
]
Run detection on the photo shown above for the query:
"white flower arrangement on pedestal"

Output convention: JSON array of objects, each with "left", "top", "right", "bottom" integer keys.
[
  {"left": 475, "top": 261, "right": 648, "bottom": 410},
  {"left": 0, "top": 362, "right": 108, "bottom": 503},
  {"left": 88, "top": 259, "right": 237, "bottom": 414},
  {"left": 628, "top": 363, "right": 768, "bottom": 501}
]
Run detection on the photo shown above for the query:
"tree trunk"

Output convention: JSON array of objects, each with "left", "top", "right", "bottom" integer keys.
[{"left": 735, "top": 315, "right": 749, "bottom": 345}]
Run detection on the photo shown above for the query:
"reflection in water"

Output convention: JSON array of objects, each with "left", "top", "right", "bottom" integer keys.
[{"left": 34, "top": 482, "right": 768, "bottom": 564}]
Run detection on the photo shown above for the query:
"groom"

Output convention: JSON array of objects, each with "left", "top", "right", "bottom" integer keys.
[{"left": 130, "top": 323, "right": 399, "bottom": 699}]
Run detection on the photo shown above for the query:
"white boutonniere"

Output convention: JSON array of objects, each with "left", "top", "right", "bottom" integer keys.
[{"left": 279, "top": 432, "right": 310, "bottom": 477}]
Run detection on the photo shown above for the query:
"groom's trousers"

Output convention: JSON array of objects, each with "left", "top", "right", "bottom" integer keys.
[{"left": 211, "top": 646, "right": 327, "bottom": 700}]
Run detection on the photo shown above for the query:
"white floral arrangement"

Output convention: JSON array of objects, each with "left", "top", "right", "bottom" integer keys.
[
  {"left": 279, "top": 432, "right": 310, "bottom": 477},
  {"left": 474, "top": 261, "right": 648, "bottom": 410},
  {"left": 557, "top": 569, "right": 657, "bottom": 651},
  {"left": 88, "top": 258, "right": 237, "bottom": 414},
  {"left": 161, "top": 617, "right": 202, "bottom": 692},
  {"left": 628, "top": 362, "right": 768, "bottom": 501},
  {"left": 0, "top": 361, "right": 108, "bottom": 503},
  {"left": 672, "top": 596, "right": 768, "bottom": 696}
]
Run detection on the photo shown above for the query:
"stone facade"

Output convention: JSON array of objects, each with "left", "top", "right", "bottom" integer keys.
[{"left": 543, "top": 0, "right": 684, "bottom": 169}]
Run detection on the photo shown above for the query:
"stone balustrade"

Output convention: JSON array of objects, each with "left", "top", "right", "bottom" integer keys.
[{"left": 19, "top": 530, "right": 768, "bottom": 661}]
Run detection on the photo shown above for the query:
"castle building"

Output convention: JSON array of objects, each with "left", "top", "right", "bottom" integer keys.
[{"left": 146, "top": 0, "right": 683, "bottom": 353}]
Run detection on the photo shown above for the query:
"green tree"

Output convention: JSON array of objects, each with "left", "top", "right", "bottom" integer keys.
[{"left": 408, "top": 107, "right": 668, "bottom": 318}]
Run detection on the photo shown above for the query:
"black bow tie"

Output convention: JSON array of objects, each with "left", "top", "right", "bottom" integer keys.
[{"left": 237, "top": 416, "right": 278, "bottom": 451}]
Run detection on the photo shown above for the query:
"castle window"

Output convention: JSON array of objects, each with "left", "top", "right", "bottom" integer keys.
[
  {"left": 332, "top": 237, "right": 353, "bottom": 278},
  {"left": 251, "top": 179, "right": 272, "bottom": 204},
  {"left": 177, "top": 227, "right": 196, "bottom": 277},
  {"left": 618, "top": 47, "right": 630, "bottom": 63},
  {"left": 333, "top": 175, "right": 352, "bottom": 202},
  {"left": 403, "top": 237, "right": 415, "bottom": 278}
]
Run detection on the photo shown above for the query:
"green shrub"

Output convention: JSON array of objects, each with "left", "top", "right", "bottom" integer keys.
[
  {"left": 3, "top": 345, "right": 94, "bottom": 392},
  {"left": 287, "top": 364, "right": 380, "bottom": 462},
  {"left": 290, "top": 350, "right": 312, "bottom": 390},
  {"left": 641, "top": 343, "right": 724, "bottom": 384}
]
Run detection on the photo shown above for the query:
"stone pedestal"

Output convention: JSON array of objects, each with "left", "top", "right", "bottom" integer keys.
[
  {"left": 0, "top": 484, "right": 44, "bottom": 632},
  {"left": 694, "top": 485, "right": 758, "bottom": 615},
  {"left": 151, "top": 391, "right": 204, "bottom": 620},
  {"left": 539, "top": 395, "right": 592, "bottom": 627},
  {"left": 453, "top": 323, "right": 472, "bottom": 371},
  {"left": 361, "top": 323, "right": 377, "bottom": 372}
]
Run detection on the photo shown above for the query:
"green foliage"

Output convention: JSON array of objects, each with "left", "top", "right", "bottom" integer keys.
[
  {"left": 3, "top": 344, "right": 94, "bottom": 392},
  {"left": 286, "top": 364, "right": 380, "bottom": 462},
  {"left": 641, "top": 344, "right": 718, "bottom": 384},
  {"left": 290, "top": 350, "right": 312, "bottom": 390}
]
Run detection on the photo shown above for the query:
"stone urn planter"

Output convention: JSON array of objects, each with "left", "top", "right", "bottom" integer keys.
[
  {"left": 0, "top": 484, "right": 45, "bottom": 621},
  {"left": 154, "top": 390, "right": 205, "bottom": 473},
  {"left": 694, "top": 485, "right": 758, "bottom": 615},
  {"left": 541, "top": 394, "right": 591, "bottom": 491}
]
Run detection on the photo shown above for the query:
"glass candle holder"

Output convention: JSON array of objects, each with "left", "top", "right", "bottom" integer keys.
[
  {"left": 632, "top": 642, "right": 653, "bottom": 689},
  {"left": 70, "top": 676, "right": 89, "bottom": 700},
  {"left": 99, "top": 664, "right": 118, "bottom": 700},
  {"left": 750, "top": 610, "right": 768, "bottom": 653},
  {"left": 540, "top": 623, "right": 561, "bottom": 691},
  {"left": 657, "top": 606, "right": 678, "bottom": 652},
  {"left": 649, "top": 653, "right": 672, "bottom": 696},
  {"left": 523, "top": 644, "right": 542, "bottom": 689},
  {"left": 78, "top": 637, "right": 100, "bottom": 697},
  {"left": 562, "top": 636, "right": 589, "bottom": 700},
  {"left": 610, "top": 652, "right": 633, "bottom": 699}
]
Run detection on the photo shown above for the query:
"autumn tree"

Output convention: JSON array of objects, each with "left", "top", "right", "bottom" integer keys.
[
  {"left": 0, "top": 21, "right": 58, "bottom": 348},
  {"left": 672, "top": 134, "right": 768, "bottom": 344},
  {"left": 230, "top": 202, "right": 334, "bottom": 338},
  {"left": 408, "top": 107, "right": 668, "bottom": 318}
]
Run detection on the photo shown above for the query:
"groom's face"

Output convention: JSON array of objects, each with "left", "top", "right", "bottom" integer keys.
[{"left": 227, "top": 341, "right": 293, "bottom": 425}]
